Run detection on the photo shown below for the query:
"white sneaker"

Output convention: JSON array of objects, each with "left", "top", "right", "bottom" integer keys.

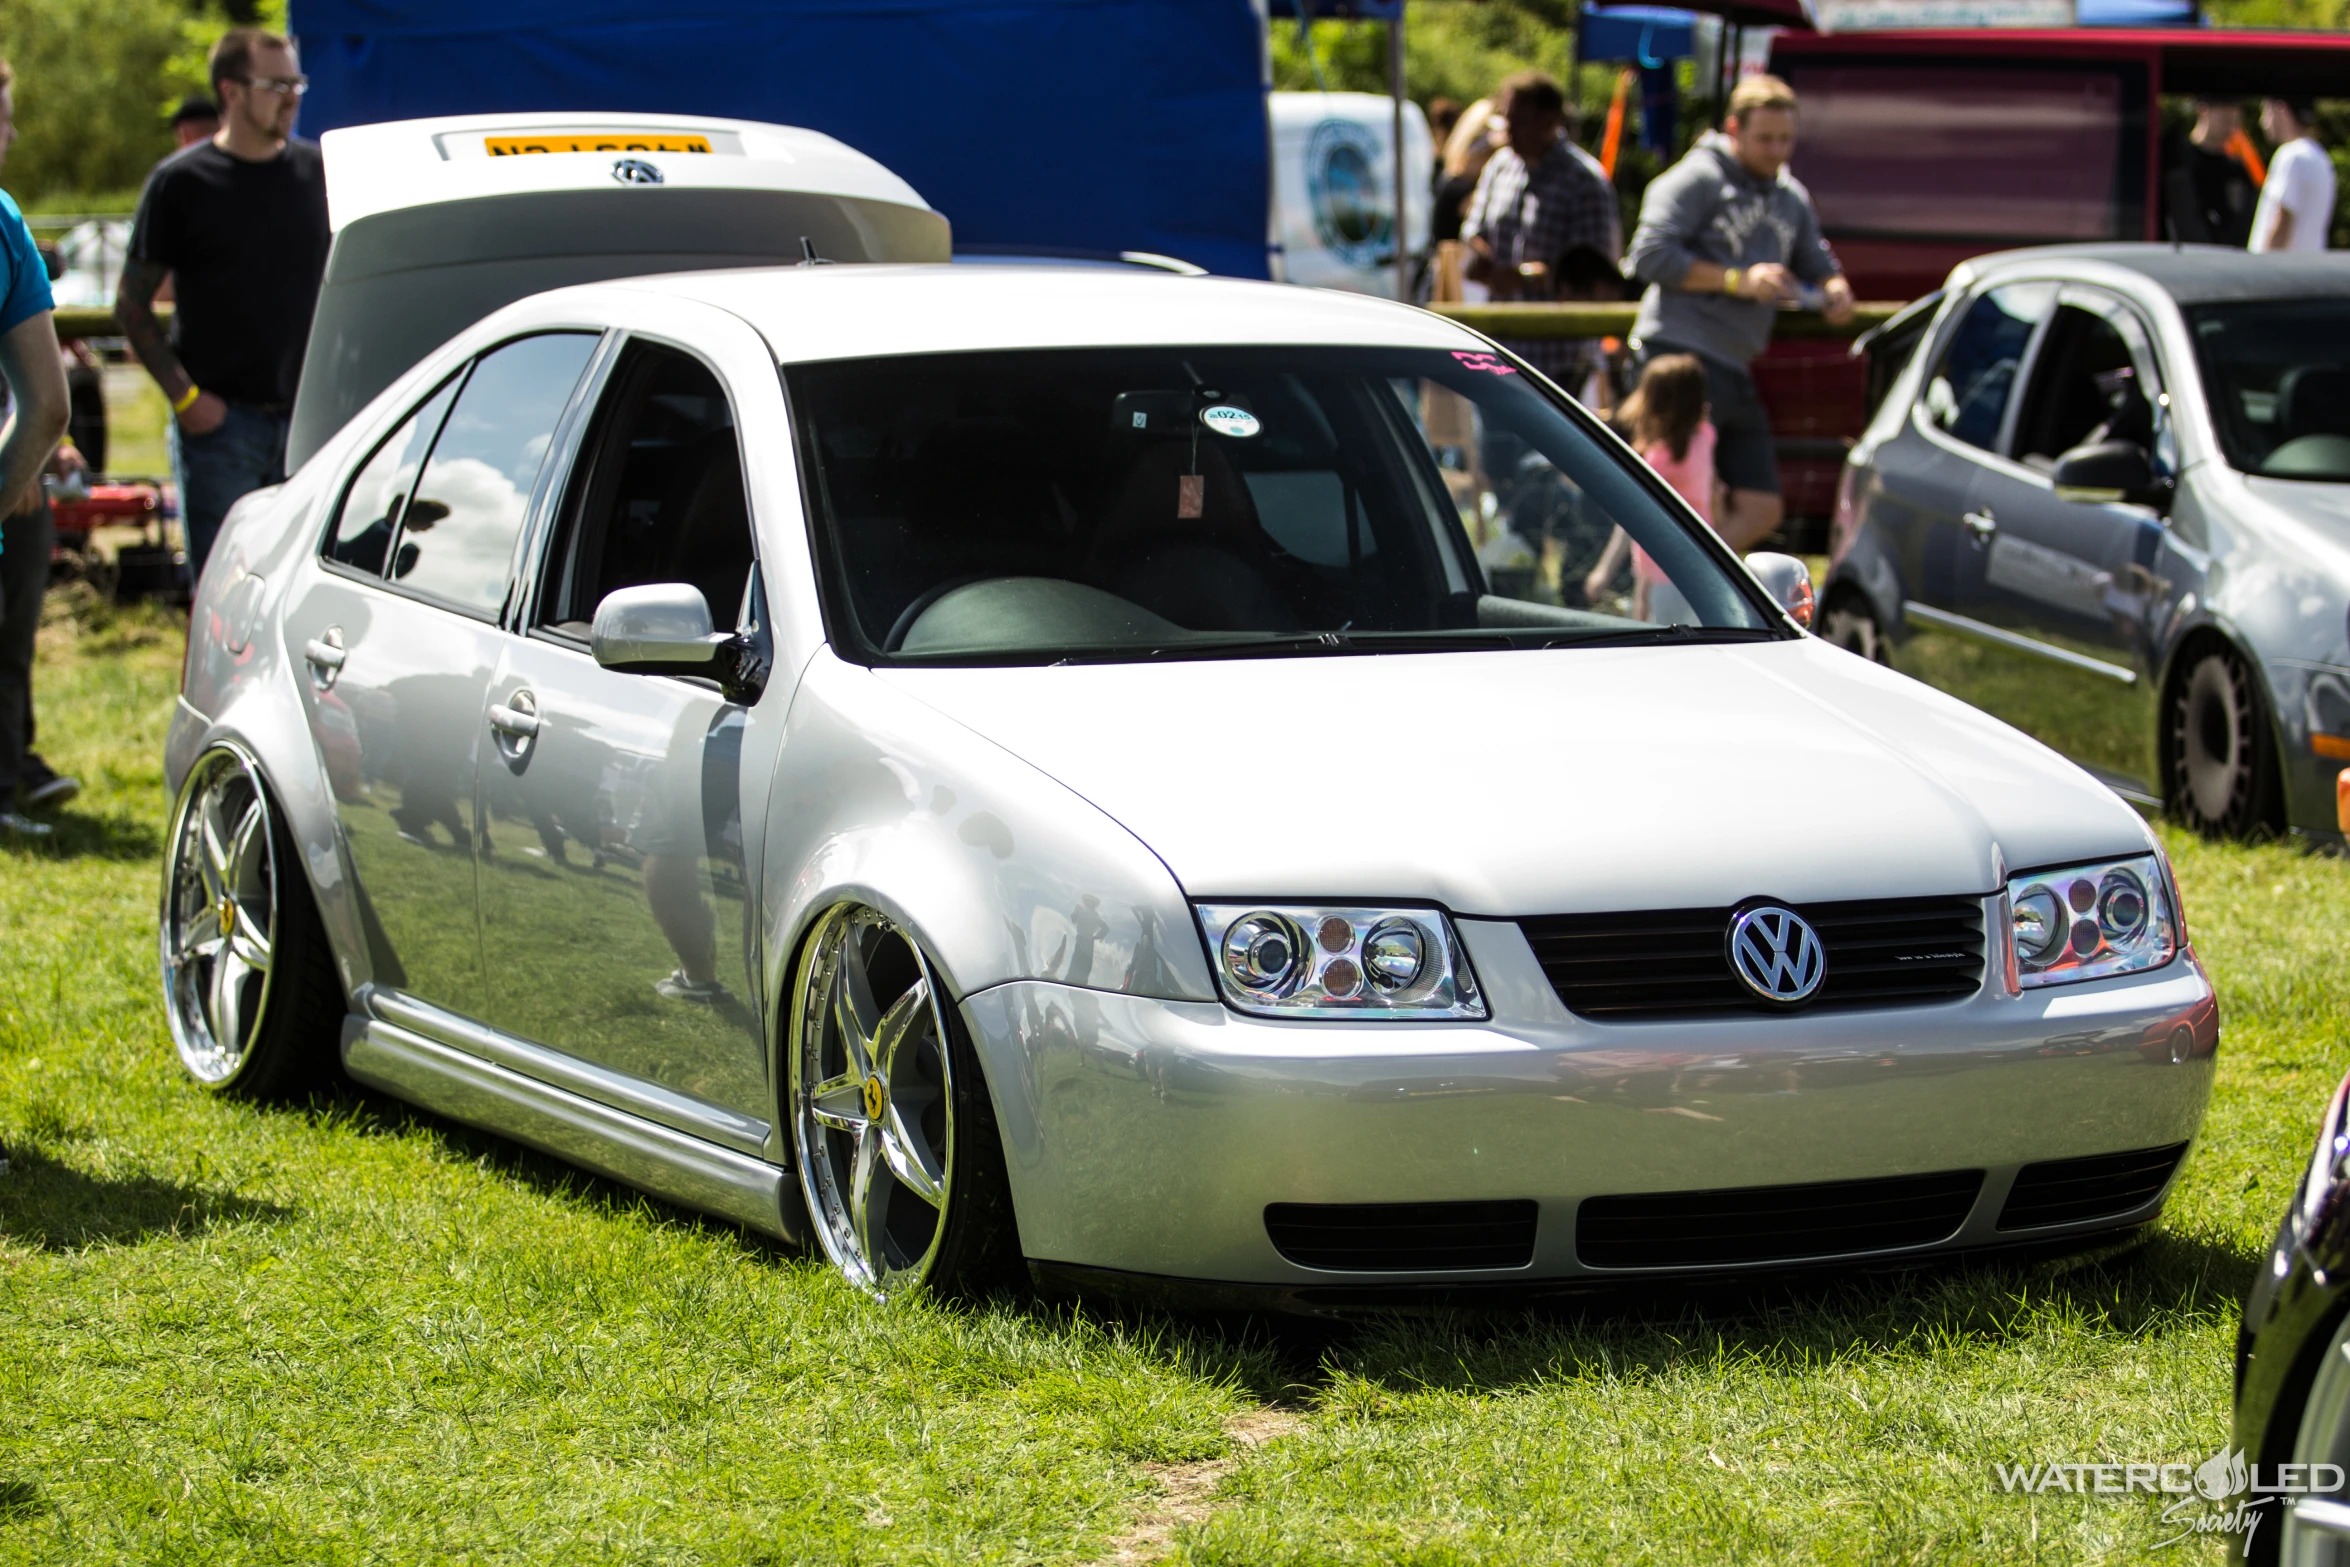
[
  {"left": 22, "top": 773, "right": 80, "bottom": 810},
  {"left": 0, "top": 811, "right": 54, "bottom": 838}
]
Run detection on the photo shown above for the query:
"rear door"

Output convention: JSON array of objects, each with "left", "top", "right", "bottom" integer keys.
[
  {"left": 282, "top": 332, "right": 600, "bottom": 1017},
  {"left": 1880, "top": 280, "right": 2055, "bottom": 704}
]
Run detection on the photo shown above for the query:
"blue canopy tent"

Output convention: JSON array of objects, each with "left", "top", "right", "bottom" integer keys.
[{"left": 288, "top": 0, "right": 1275, "bottom": 278}]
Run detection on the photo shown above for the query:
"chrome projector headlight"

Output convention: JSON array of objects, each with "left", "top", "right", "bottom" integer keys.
[
  {"left": 1195, "top": 904, "right": 1486, "bottom": 1020},
  {"left": 2006, "top": 853, "right": 2177, "bottom": 989}
]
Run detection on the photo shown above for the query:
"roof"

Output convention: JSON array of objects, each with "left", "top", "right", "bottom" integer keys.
[
  {"left": 1964, "top": 243, "right": 2350, "bottom": 305},
  {"left": 1773, "top": 27, "right": 2350, "bottom": 95},
  {"left": 601, "top": 265, "right": 1487, "bottom": 362},
  {"left": 319, "top": 112, "right": 933, "bottom": 232}
]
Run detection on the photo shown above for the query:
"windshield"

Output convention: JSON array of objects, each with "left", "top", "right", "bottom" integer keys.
[
  {"left": 786, "top": 346, "right": 1778, "bottom": 665},
  {"left": 2190, "top": 300, "right": 2350, "bottom": 483}
]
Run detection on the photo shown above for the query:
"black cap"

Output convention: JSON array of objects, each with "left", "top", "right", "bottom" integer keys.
[{"left": 171, "top": 96, "right": 218, "bottom": 128}]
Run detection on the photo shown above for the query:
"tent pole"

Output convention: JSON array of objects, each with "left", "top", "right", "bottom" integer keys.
[{"left": 1391, "top": 7, "right": 1408, "bottom": 302}]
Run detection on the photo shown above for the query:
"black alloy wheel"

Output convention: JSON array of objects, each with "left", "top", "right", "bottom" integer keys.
[
  {"left": 2167, "top": 644, "right": 2281, "bottom": 840},
  {"left": 1819, "top": 593, "right": 1889, "bottom": 665}
]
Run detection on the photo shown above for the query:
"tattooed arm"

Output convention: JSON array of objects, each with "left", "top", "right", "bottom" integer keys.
[{"left": 116, "top": 257, "right": 224, "bottom": 435}]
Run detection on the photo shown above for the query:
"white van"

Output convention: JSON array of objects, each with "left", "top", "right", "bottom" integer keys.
[{"left": 1269, "top": 91, "right": 1431, "bottom": 296}]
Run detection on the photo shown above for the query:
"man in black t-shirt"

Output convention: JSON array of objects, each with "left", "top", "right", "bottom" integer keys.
[
  {"left": 118, "top": 28, "right": 330, "bottom": 582},
  {"left": 2163, "top": 98, "right": 2260, "bottom": 249}
]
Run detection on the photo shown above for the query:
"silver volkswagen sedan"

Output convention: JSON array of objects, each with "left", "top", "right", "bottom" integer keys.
[
  {"left": 1821, "top": 245, "right": 2350, "bottom": 849},
  {"left": 163, "top": 265, "right": 2217, "bottom": 1303}
]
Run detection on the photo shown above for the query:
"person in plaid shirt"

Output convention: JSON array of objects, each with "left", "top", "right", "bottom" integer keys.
[{"left": 1462, "top": 69, "right": 1620, "bottom": 390}]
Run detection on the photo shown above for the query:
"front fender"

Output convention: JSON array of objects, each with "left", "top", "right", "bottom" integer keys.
[{"left": 756, "top": 650, "right": 1217, "bottom": 1036}]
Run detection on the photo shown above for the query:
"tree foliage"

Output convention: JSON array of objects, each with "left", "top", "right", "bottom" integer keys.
[{"left": 0, "top": 0, "right": 280, "bottom": 209}]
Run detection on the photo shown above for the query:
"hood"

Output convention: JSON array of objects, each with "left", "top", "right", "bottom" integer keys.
[{"left": 875, "top": 637, "right": 2154, "bottom": 916}]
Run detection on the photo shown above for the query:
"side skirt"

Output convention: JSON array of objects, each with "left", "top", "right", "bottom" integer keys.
[{"left": 343, "top": 1014, "right": 805, "bottom": 1244}]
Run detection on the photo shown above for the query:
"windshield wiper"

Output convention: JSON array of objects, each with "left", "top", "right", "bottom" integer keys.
[
  {"left": 1042, "top": 630, "right": 1537, "bottom": 664},
  {"left": 1536, "top": 623, "right": 1786, "bottom": 650}
]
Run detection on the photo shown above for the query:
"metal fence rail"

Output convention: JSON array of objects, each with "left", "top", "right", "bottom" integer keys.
[{"left": 1427, "top": 300, "right": 1907, "bottom": 340}]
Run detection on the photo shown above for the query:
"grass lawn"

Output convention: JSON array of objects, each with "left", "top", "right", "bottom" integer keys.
[{"left": 4, "top": 596, "right": 2347, "bottom": 1564}]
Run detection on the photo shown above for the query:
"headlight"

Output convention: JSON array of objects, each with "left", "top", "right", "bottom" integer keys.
[
  {"left": 2004, "top": 853, "right": 2176, "bottom": 988},
  {"left": 1195, "top": 904, "right": 1485, "bottom": 1019}
]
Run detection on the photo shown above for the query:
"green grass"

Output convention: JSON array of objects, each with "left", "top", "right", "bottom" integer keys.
[{"left": 5, "top": 596, "right": 2349, "bottom": 1564}]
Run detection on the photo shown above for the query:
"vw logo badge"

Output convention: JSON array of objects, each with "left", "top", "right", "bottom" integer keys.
[
  {"left": 1727, "top": 905, "right": 1826, "bottom": 1004},
  {"left": 611, "top": 157, "right": 664, "bottom": 186}
]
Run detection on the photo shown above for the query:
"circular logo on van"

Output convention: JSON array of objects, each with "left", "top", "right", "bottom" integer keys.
[
  {"left": 611, "top": 157, "right": 664, "bottom": 185},
  {"left": 1199, "top": 405, "right": 1260, "bottom": 438},
  {"left": 1304, "top": 118, "right": 1391, "bottom": 271}
]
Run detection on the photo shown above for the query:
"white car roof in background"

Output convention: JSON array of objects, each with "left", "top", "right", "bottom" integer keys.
[
  {"left": 319, "top": 112, "right": 935, "bottom": 232},
  {"left": 603, "top": 265, "right": 1489, "bottom": 362}
]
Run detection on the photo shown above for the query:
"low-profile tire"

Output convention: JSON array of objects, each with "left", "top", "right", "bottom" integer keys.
[
  {"left": 1819, "top": 592, "right": 1889, "bottom": 665},
  {"left": 2167, "top": 643, "right": 2282, "bottom": 840},
  {"left": 2253, "top": 1307, "right": 2350, "bottom": 1567},
  {"left": 788, "top": 903, "right": 1022, "bottom": 1301},
  {"left": 160, "top": 745, "right": 346, "bottom": 1099}
]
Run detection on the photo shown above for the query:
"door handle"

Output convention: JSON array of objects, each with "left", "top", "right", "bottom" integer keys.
[
  {"left": 487, "top": 699, "right": 543, "bottom": 739},
  {"left": 303, "top": 628, "right": 346, "bottom": 688},
  {"left": 1962, "top": 509, "right": 1998, "bottom": 547}
]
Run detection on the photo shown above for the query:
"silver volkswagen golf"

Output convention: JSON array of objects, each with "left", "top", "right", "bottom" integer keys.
[
  {"left": 1822, "top": 245, "right": 2350, "bottom": 850},
  {"left": 163, "top": 264, "right": 2217, "bottom": 1303}
]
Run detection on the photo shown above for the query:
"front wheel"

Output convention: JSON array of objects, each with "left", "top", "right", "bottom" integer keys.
[
  {"left": 160, "top": 746, "right": 345, "bottom": 1098},
  {"left": 2260, "top": 1310, "right": 2350, "bottom": 1566},
  {"left": 2167, "top": 645, "right": 2280, "bottom": 839},
  {"left": 788, "top": 904, "right": 1020, "bottom": 1300}
]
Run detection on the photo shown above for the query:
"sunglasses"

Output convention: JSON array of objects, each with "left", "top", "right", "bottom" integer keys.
[{"left": 237, "top": 75, "right": 309, "bottom": 97}]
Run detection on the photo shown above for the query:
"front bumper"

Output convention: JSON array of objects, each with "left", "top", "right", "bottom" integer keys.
[{"left": 959, "top": 916, "right": 2218, "bottom": 1287}]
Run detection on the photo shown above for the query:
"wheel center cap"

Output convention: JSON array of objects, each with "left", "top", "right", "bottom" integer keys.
[
  {"left": 862, "top": 1074, "right": 886, "bottom": 1120},
  {"left": 217, "top": 897, "right": 237, "bottom": 938}
]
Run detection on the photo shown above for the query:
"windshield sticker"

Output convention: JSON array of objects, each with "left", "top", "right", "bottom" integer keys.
[
  {"left": 1452, "top": 351, "right": 1516, "bottom": 376},
  {"left": 1199, "top": 405, "right": 1262, "bottom": 438}
]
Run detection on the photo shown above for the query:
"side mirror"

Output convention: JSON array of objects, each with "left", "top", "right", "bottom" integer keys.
[
  {"left": 1743, "top": 551, "right": 1815, "bottom": 630},
  {"left": 591, "top": 582, "right": 771, "bottom": 704},
  {"left": 592, "top": 582, "right": 726, "bottom": 674},
  {"left": 2051, "top": 441, "right": 2165, "bottom": 508}
]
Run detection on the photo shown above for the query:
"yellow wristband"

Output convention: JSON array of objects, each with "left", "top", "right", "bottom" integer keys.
[
  {"left": 173, "top": 384, "right": 201, "bottom": 415},
  {"left": 1723, "top": 268, "right": 1742, "bottom": 298}
]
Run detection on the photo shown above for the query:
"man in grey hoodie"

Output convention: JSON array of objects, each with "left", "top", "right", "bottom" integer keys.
[{"left": 1625, "top": 74, "right": 1853, "bottom": 550}]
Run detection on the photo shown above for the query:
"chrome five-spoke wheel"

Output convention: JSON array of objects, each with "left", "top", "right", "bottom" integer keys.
[
  {"left": 788, "top": 904, "right": 1021, "bottom": 1299},
  {"left": 161, "top": 746, "right": 341, "bottom": 1098},
  {"left": 163, "top": 748, "right": 284, "bottom": 1083},
  {"left": 791, "top": 905, "right": 962, "bottom": 1295}
]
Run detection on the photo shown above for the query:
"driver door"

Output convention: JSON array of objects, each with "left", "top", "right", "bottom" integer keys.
[
  {"left": 1957, "top": 286, "right": 2176, "bottom": 797},
  {"left": 474, "top": 335, "right": 769, "bottom": 1132}
]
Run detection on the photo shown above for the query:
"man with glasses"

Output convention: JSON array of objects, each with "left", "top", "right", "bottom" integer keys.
[{"left": 117, "top": 29, "right": 329, "bottom": 583}]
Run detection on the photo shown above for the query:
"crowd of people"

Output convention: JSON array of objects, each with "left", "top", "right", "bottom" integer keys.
[
  {"left": 1416, "top": 68, "right": 2334, "bottom": 605},
  {"left": 0, "top": 27, "right": 328, "bottom": 838}
]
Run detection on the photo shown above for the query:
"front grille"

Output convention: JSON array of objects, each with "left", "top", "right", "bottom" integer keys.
[
  {"left": 1997, "top": 1142, "right": 2189, "bottom": 1231},
  {"left": 1264, "top": 1199, "right": 1538, "bottom": 1272},
  {"left": 1520, "top": 895, "right": 1987, "bottom": 1020},
  {"left": 1576, "top": 1169, "right": 1984, "bottom": 1269}
]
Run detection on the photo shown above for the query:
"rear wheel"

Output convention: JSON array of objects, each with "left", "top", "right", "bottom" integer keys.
[
  {"left": 1819, "top": 592, "right": 1889, "bottom": 664},
  {"left": 2167, "top": 644, "right": 2281, "bottom": 839},
  {"left": 160, "top": 746, "right": 345, "bottom": 1098},
  {"left": 788, "top": 904, "right": 1020, "bottom": 1300}
]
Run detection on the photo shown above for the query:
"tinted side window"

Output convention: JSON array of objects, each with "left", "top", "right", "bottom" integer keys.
[
  {"left": 389, "top": 333, "right": 600, "bottom": 617},
  {"left": 1923, "top": 283, "right": 2053, "bottom": 453},
  {"left": 324, "top": 379, "right": 458, "bottom": 575},
  {"left": 2013, "top": 304, "right": 2146, "bottom": 468},
  {"left": 538, "top": 343, "right": 751, "bottom": 635}
]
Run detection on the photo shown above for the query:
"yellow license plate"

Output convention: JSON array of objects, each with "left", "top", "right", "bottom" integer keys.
[{"left": 485, "top": 133, "right": 712, "bottom": 156}]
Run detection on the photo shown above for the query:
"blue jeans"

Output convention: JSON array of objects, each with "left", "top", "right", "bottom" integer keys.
[{"left": 177, "top": 402, "right": 290, "bottom": 584}]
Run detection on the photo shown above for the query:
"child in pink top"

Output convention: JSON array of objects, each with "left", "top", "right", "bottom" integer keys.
[{"left": 1583, "top": 353, "right": 1727, "bottom": 621}]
